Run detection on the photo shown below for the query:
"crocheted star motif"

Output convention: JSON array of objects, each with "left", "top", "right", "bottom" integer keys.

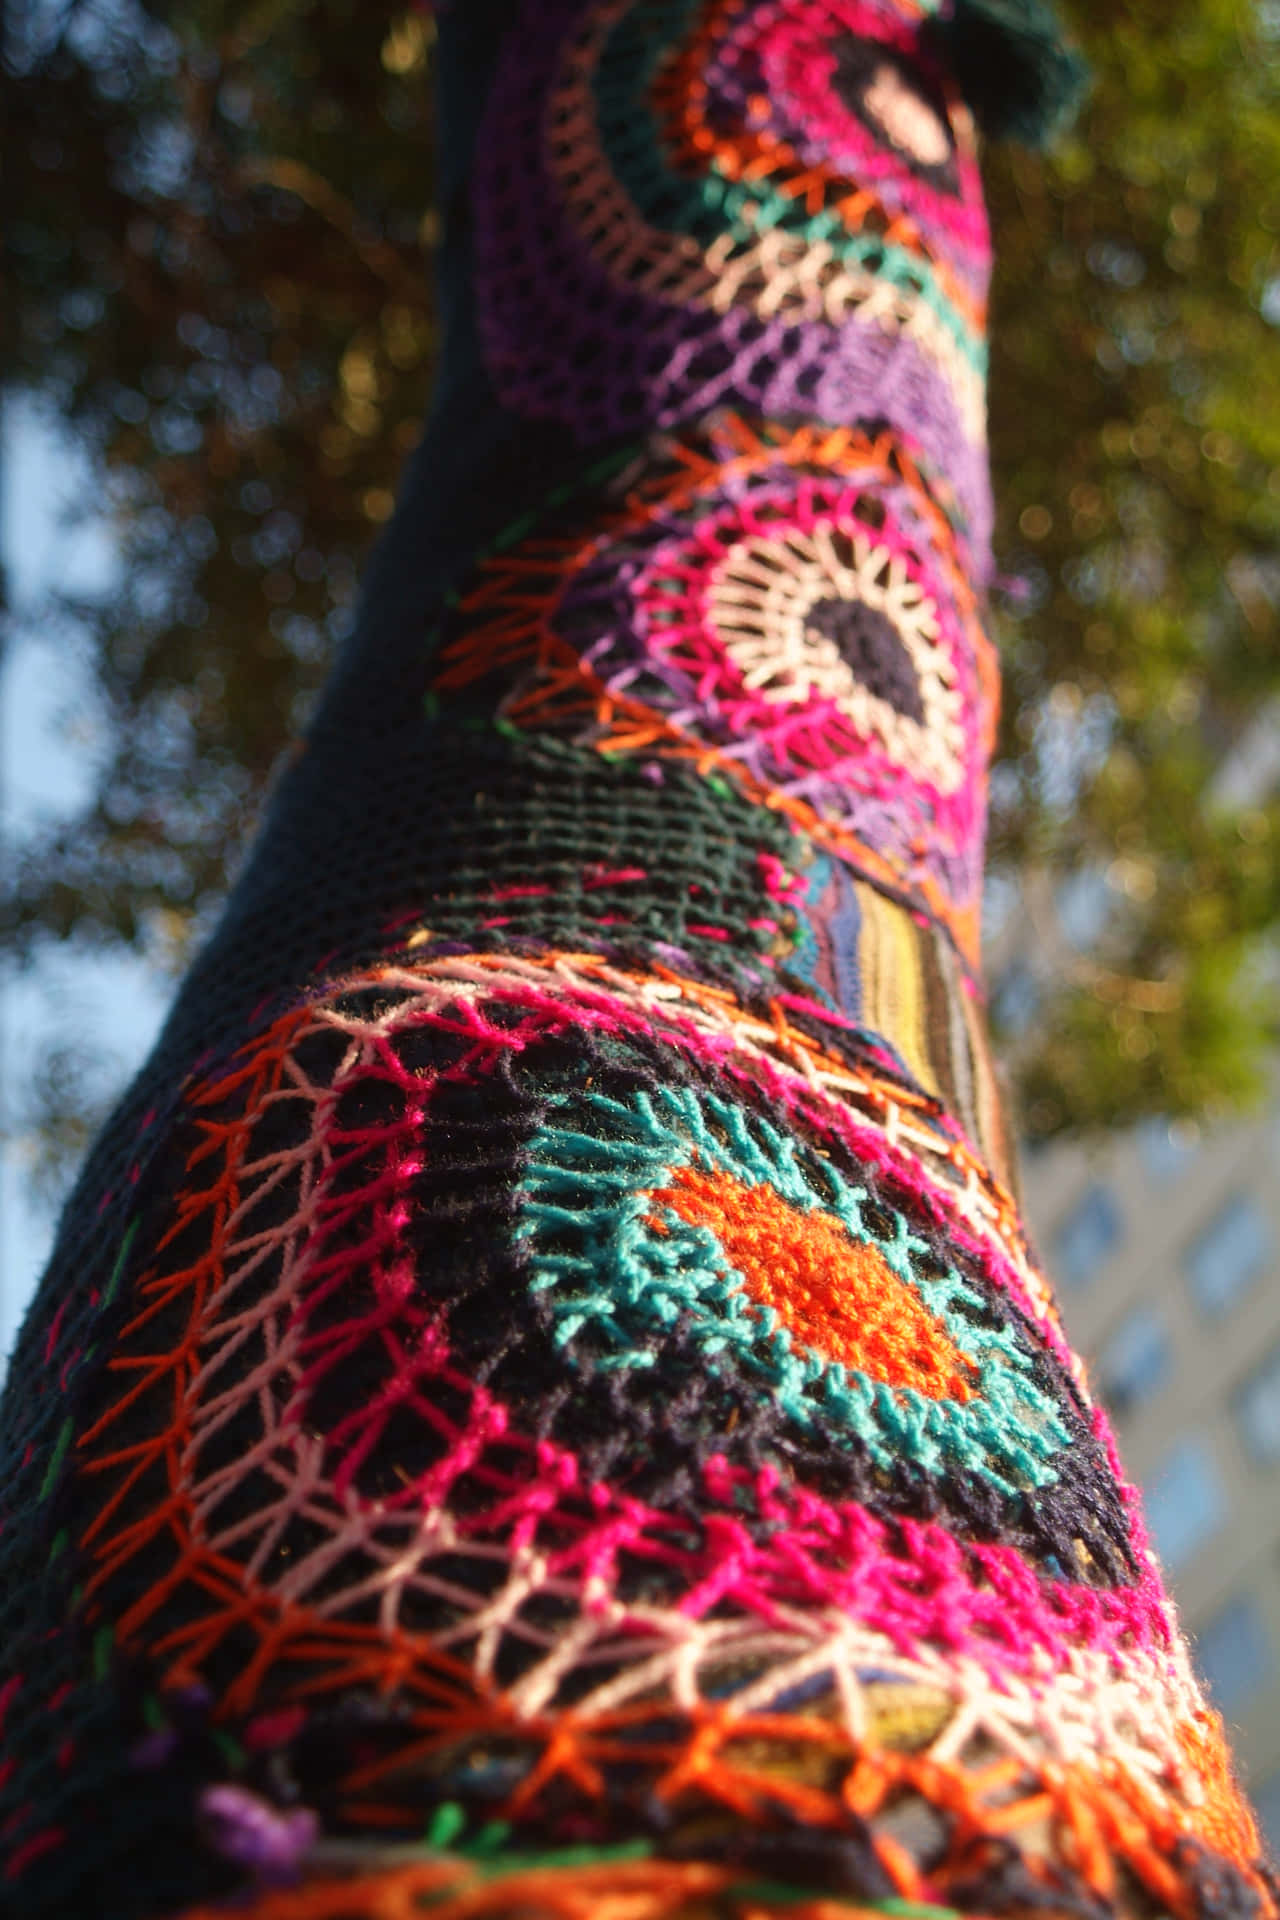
[{"left": 518, "top": 1078, "right": 1070, "bottom": 1492}]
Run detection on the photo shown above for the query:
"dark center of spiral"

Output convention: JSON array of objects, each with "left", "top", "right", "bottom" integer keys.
[
  {"left": 804, "top": 598, "right": 926, "bottom": 724},
  {"left": 829, "top": 34, "right": 958, "bottom": 188}
]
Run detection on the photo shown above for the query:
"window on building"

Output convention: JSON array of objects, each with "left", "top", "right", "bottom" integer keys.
[
  {"left": 1052, "top": 1184, "right": 1122, "bottom": 1289},
  {"left": 1235, "top": 1343, "right": 1280, "bottom": 1467},
  {"left": 1142, "top": 1437, "right": 1226, "bottom": 1573},
  {"left": 1184, "top": 1195, "right": 1273, "bottom": 1320},
  {"left": 1194, "top": 1593, "right": 1274, "bottom": 1717},
  {"left": 1097, "top": 1305, "right": 1172, "bottom": 1421},
  {"left": 1136, "top": 1116, "right": 1198, "bottom": 1184},
  {"left": 1255, "top": 1770, "right": 1280, "bottom": 1864}
]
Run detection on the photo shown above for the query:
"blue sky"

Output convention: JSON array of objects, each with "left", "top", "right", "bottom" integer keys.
[{"left": 1, "top": 400, "right": 167, "bottom": 1357}]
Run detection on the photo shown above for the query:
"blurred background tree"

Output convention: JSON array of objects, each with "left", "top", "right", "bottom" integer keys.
[
  {"left": 3, "top": 0, "right": 1279, "bottom": 1193},
  {"left": 988, "top": 0, "right": 1280, "bottom": 1137}
]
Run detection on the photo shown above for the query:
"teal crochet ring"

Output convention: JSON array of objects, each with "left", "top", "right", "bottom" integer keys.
[{"left": 517, "top": 1078, "right": 1069, "bottom": 1494}]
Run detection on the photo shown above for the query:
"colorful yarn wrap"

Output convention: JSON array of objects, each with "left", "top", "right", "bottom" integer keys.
[{"left": 0, "top": 4, "right": 1269, "bottom": 1920}]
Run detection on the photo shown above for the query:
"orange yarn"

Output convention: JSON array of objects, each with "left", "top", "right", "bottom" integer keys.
[
  {"left": 648, "top": 1164, "right": 977, "bottom": 1401},
  {"left": 170, "top": 1725, "right": 1278, "bottom": 1920},
  {"left": 451, "top": 616, "right": 985, "bottom": 961},
  {"left": 432, "top": 419, "right": 997, "bottom": 970},
  {"left": 174, "top": 1855, "right": 918, "bottom": 1920},
  {"left": 76, "top": 997, "right": 315, "bottom": 1568},
  {"left": 69, "top": 958, "right": 1266, "bottom": 1920},
  {"left": 454, "top": 947, "right": 1036, "bottom": 1310},
  {"left": 651, "top": 0, "right": 989, "bottom": 336},
  {"left": 1176, "top": 1711, "right": 1263, "bottom": 1870},
  {"left": 71, "top": 957, "right": 1036, "bottom": 1741}
]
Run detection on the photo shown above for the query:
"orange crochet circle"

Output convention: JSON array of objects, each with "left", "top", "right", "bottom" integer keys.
[{"left": 648, "top": 1163, "right": 977, "bottom": 1402}]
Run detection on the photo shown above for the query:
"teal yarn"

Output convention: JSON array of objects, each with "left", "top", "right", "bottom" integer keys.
[
  {"left": 925, "top": 0, "right": 1089, "bottom": 146},
  {"left": 516, "top": 1081, "right": 1070, "bottom": 1494},
  {"left": 592, "top": 0, "right": 986, "bottom": 369}
]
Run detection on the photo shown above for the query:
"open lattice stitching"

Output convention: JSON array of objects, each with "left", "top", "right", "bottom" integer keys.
[
  {"left": 61, "top": 954, "right": 1268, "bottom": 1917},
  {"left": 166, "top": 1825, "right": 1277, "bottom": 1920},
  {"left": 1, "top": 8, "right": 1272, "bottom": 1914},
  {"left": 474, "top": 0, "right": 995, "bottom": 558},
  {"left": 432, "top": 416, "right": 996, "bottom": 959}
]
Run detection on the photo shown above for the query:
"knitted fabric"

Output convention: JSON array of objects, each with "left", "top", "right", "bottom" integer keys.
[
  {"left": 474, "top": 0, "right": 995, "bottom": 560},
  {"left": 0, "top": 4, "right": 1271, "bottom": 1919}
]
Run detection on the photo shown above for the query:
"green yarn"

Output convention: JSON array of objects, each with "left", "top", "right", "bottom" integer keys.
[
  {"left": 416, "top": 1807, "right": 962, "bottom": 1910},
  {"left": 925, "top": 0, "right": 1089, "bottom": 147},
  {"left": 100, "top": 1218, "right": 139, "bottom": 1308},
  {"left": 421, "top": 1805, "right": 657, "bottom": 1871},
  {"left": 38, "top": 1416, "right": 74, "bottom": 1500}
]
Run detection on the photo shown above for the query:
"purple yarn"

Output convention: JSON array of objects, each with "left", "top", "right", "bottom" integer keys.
[
  {"left": 129, "top": 1728, "right": 181, "bottom": 1768},
  {"left": 199, "top": 1784, "right": 319, "bottom": 1886},
  {"left": 472, "top": 0, "right": 995, "bottom": 572},
  {"left": 539, "top": 452, "right": 990, "bottom": 908}
]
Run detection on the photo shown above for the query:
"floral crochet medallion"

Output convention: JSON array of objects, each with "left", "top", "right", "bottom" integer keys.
[
  {"left": 0, "top": 1, "right": 1272, "bottom": 1918},
  {"left": 475, "top": 0, "right": 995, "bottom": 555},
  {"left": 58, "top": 955, "right": 1260, "bottom": 1920},
  {"left": 432, "top": 417, "right": 995, "bottom": 953}
]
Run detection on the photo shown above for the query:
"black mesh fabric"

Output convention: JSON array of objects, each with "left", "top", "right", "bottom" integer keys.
[{"left": 0, "top": 5, "right": 1271, "bottom": 1920}]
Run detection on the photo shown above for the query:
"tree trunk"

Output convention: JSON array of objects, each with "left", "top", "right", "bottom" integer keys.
[{"left": 0, "top": 3, "right": 1271, "bottom": 1916}]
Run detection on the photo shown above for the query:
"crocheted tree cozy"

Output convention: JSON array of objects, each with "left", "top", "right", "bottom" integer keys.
[{"left": 0, "top": 4, "right": 1270, "bottom": 1918}]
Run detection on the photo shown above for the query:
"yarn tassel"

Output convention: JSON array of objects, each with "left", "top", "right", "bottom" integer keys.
[{"left": 925, "top": 0, "right": 1089, "bottom": 146}]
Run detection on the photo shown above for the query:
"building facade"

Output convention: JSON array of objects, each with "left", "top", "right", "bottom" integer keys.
[{"left": 1024, "top": 1102, "right": 1280, "bottom": 1852}]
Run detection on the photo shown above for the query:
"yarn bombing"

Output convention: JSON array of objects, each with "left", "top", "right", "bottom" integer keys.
[{"left": 0, "top": 3, "right": 1271, "bottom": 1919}]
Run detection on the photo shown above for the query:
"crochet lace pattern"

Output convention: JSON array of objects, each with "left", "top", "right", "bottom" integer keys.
[{"left": 0, "top": 3, "right": 1273, "bottom": 1919}]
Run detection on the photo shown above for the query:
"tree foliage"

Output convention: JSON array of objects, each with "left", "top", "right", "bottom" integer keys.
[
  {"left": 5, "top": 0, "right": 437, "bottom": 949},
  {"left": 985, "top": 0, "right": 1280, "bottom": 1133},
  {"left": 3, "top": 0, "right": 1279, "bottom": 1157}
]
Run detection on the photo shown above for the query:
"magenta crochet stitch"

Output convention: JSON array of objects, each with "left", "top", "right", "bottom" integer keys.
[
  {"left": 0, "top": 1, "right": 1272, "bottom": 1915},
  {"left": 447, "top": 423, "right": 994, "bottom": 923},
  {"left": 748, "top": 1, "right": 990, "bottom": 274},
  {"left": 472, "top": 0, "right": 996, "bottom": 568}
]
